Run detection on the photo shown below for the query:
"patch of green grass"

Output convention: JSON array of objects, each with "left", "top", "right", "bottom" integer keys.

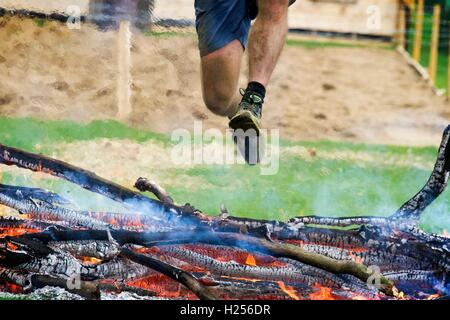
[
  {"left": 144, "top": 30, "right": 196, "bottom": 38},
  {"left": 166, "top": 149, "right": 448, "bottom": 235},
  {"left": 286, "top": 38, "right": 395, "bottom": 50},
  {"left": 33, "top": 18, "right": 46, "bottom": 28},
  {"left": 0, "top": 117, "right": 449, "bottom": 234},
  {"left": 0, "top": 117, "right": 170, "bottom": 153}
]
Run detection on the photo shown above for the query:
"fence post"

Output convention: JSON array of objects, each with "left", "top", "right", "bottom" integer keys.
[
  {"left": 448, "top": 21, "right": 450, "bottom": 99},
  {"left": 413, "top": 0, "right": 424, "bottom": 62},
  {"left": 398, "top": 3, "right": 406, "bottom": 48},
  {"left": 429, "top": 4, "right": 441, "bottom": 84},
  {"left": 117, "top": 20, "right": 133, "bottom": 119}
]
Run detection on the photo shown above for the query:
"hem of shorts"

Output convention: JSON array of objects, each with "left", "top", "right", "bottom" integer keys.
[{"left": 199, "top": 36, "right": 247, "bottom": 57}]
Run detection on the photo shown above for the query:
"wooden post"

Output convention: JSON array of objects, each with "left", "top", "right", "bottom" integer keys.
[
  {"left": 413, "top": 0, "right": 424, "bottom": 62},
  {"left": 448, "top": 22, "right": 450, "bottom": 99},
  {"left": 429, "top": 4, "right": 441, "bottom": 84},
  {"left": 398, "top": 3, "right": 406, "bottom": 49},
  {"left": 117, "top": 20, "right": 133, "bottom": 119}
]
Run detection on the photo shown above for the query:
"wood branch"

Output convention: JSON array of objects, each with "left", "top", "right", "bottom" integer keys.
[
  {"left": 0, "top": 144, "right": 202, "bottom": 227},
  {"left": 287, "top": 216, "right": 390, "bottom": 228},
  {"left": 2, "top": 128, "right": 448, "bottom": 243},
  {"left": 10, "top": 228, "right": 395, "bottom": 295},
  {"left": 159, "top": 231, "right": 395, "bottom": 296},
  {"left": 0, "top": 268, "right": 99, "bottom": 299},
  {"left": 0, "top": 216, "right": 70, "bottom": 231},
  {"left": 17, "top": 226, "right": 450, "bottom": 271},
  {"left": 0, "top": 184, "right": 71, "bottom": 205},
  {"left": 134, "top": 177, "right": 174, "bottom": 205},
  {"left": 393, "top": 125, "right": 450, "bottom": 220},
  {"left": 0, "top": 191, "right": 113, "bottom": 230},
  {"left": 2, "top": 232, "right": 218, "bottom": 299},
  {"left": 13, "top": 226, "right": 447, "bottom": 274},
  {"left": 1, "top": 128, "right": 449, "bottom": 299},
  {"left": 30, "top": 274, "right": 100, "bottom": 299},
  {"left": 265, "top": 125, "right": 450, "bottom": 230},
  {"left": 0, "top": 185, "right": 181, "bottom": 232},
  {"left": 47, "top": 240, "right": 121, "bottom": 260},
  {"left": 161, "top": 245, "right": 376, "bottom": 297},
  {"left": 1, "top": 237, "right": 149, "bottom": 281},
  {"left": 119, "top": 247, "right": 219, "bottom": 300}
]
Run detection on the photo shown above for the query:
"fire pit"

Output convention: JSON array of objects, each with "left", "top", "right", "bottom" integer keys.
[{"left": 0, "top": 127, "right": 449, "bottom": 300}]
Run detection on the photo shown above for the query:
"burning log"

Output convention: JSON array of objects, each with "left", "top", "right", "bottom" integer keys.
[
  {"left": 0, "top": 191, "right": 112, "bottom": 230},
  {"left": 0, "top": 143, "right": 203, "bottom": 228},
  {"left": 287, "top": 125, "right": 450, "bottom": 230},
  {"left": 0, "top": 126, "right": 449, "bottom": 299},
  {"left": 47, "top": 240, "right": 121, "bottom": 260},
  {"left": 0, "top": 268, "right": 100, "bottom": 299},
  {"left": 120, "top": 247, "right": 219, "bottom": 300},
  {"left": 6, "top": 227, "right": 397, "bottom": 295}
]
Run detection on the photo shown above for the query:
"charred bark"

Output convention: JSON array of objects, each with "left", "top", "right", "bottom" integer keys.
[
  {"left": 0, "top": 144, "right": 203, "bottom": 228},
  {"left": 1, "top": 126, "right": 449, "bottom": 299},
  {"left": 0, "top": 267, "right": 99, "bottom": 299},
  {"left": 393, "top": 125, "right": 450, "bottom": 221},
  {"left": 119, "top": 247, "right": 219, "bottom": 300},
  {"left": 134, "top": 177, "right": 174, "bottom": 205}
]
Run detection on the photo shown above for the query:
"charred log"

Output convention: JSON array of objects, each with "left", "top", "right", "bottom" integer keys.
[
  {"left": 0, "top": 144, "right": 203, "bottom": 227},
  {"left": 0, "top": 191, "right": 112, "bottom": 230},
  {"left": 119, "top": 247, "right": 219, "bottom": 300},
  {"left": 0, "top": 126, "right": 449, "bottom": 299},
  {"left": 393, "top": 125, "right": 450, "bottom": 221},
  {"left": 0, "top": 268, "right": 99, "bottom": 299}
]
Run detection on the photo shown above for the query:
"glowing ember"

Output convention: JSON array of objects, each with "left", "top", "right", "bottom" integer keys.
[
  {"left": 426, "top": 293, "right": 441, "bottom": 300},
  {"left": 349, "top": 252, "right": 365, "bottom": 264},
  {"left": 397, "top": 291, "right": 406, "bottom": 300},
  {"left": 277, "top": 281, "right": 300, "bottom": 300},
  {"left": 80, "top": 257, "right": 103, "bottom": 265},
  {"left": 309, "top": 285, "right": 336, "bottom": 300},
  {"left": 183, "top": 245, "right": 288, "bottom": 268},
  {"left": 245, "top": 254, "right": 257, "bottom": 267},
  {"left": 127, "top": 274, "right": 198, "bottom": 299},
  {"left": 0, "top": 227, "right": 39, "bottom": 238}
]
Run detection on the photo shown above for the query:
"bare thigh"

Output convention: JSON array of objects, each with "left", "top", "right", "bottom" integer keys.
[{"left": 200, "top": 40, "right": 244, "bottom": 117}]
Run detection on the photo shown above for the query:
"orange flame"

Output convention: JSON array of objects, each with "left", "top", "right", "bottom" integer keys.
[
  {"left": 349, "top": 252, "right": 364, "bottom": 264},
  {"left": 397, "top": 291, "right": 406, "bottom": 300},
  {"left": 277, "top": 281, "right": 300, "bottom": 300},
  {"left": 80, "top": 257, "right": 102, "bottom": 265},
  {"left": 0, "top": 227, "right": 39, "bottom": 238},
  {"left": 245, "top": 254, "right": 257, "bottom": 267},
  {"left": 426, "top": 293, "right": 441, "bottom": 300},
  {"left": 309, "top": 285, "right": 336, "bottom": 300}
]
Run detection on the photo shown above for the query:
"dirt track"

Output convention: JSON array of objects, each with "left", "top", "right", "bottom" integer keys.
[{"left": 1, "top": 17, "right": 449, "bottom": 146}]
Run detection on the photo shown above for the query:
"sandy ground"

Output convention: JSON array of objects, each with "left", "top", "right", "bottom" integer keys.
[{"left": 1, "top": 17, "right": 450, "bottom": 146}]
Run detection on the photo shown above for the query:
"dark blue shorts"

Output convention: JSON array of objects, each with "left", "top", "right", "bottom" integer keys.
[{"left": 195, "top": 0, "right": 251, "bottom": 57}]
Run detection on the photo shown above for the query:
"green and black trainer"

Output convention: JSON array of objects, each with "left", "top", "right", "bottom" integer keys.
[
  {"left": 229, "top": 85, "right": 266, "bottom": 165},
  {"left": 229, "top": 87, "right": 263, "bottom": 136}
]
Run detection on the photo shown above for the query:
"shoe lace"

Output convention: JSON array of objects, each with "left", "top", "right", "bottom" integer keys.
[{"left": 239, "top": 88, "right": 263, "bottom": 118}]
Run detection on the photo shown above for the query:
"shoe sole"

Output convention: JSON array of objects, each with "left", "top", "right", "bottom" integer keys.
[
  {"left": 229, "top": 112, "right": 261, "bottom": 136},
  {"left": 229, "top": 112, "right": 264, "bottom": 165}
]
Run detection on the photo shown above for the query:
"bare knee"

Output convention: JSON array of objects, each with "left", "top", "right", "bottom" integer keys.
[
  {"left": 202, "top": 88, "right": 235, "bottom": 117},
  {"left": 258, "top": 0, "right": 289, "bottom": 21},
  {"left": 200, "top": 40, "right": 243, "bottom": 117}
]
